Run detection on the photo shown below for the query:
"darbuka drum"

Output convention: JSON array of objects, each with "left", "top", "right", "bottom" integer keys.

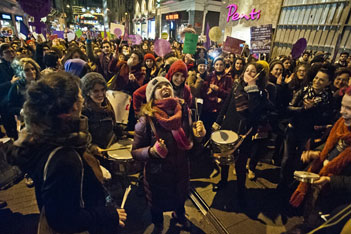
[
  {"left": 107, "top": 138, "right": 141, "bottom": 175},
  {"left": 294, "top": 171, "right": 320, "bottom": 183},
  {"left": 211, "top": 130, "right": 239, "bottom": 165}
]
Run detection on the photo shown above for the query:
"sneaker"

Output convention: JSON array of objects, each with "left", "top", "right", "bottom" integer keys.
[
  {"left": 171, "top": 212, "right": 191, "bottom": 230},
  {"left": 24, "top": 174, "right": 34, "bottom": 188},
  {"left": 248, "top": 169, "right": 255, "bottom": 180}
]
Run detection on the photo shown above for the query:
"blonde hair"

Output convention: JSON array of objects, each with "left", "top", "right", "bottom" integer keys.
[
  {"left": 12, "top": 57, "right": 41, "bottom": 80},
  {"left": 140, "top": 99, "right": 157, "bottom": 118}
]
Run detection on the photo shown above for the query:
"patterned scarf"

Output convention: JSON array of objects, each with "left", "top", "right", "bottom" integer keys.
[
  {"left": 234, "top": 81, "right": 249, "bottom": 112},
  {"left": 302, "top": 85, "right": 331, "bottom": 106}
]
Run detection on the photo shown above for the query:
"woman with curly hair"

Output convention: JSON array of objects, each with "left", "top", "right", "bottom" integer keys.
[{"left": 7, "top": 71, "right": 126, "bottom": 234}]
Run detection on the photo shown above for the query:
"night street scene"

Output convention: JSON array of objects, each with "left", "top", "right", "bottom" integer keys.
[{"left": 1, "top": 0, "right": 351, "bottom": 233}]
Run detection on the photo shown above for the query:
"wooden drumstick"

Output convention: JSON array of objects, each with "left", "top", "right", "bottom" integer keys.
[
  {"left": 121, "top": 185, "right": 131, "bottom": 209},
  {"left": 100, "top": 146, "right": 130, "bottom": 152}
]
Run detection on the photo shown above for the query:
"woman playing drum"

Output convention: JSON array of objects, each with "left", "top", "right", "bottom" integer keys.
[
  {"left": 132, "top": 77, "right": 206, "bottom": 233},
  {"left": 212, "top": 62, "right": 270, "bottom": 205}
]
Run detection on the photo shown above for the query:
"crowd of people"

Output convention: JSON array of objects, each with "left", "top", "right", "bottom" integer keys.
[{"left": 1, "top": 31, "right": 351, "bottom": 233}]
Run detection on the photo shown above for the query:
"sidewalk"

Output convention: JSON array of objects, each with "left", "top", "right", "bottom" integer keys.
[{"left": 0, "top": 151, "right": 303, "bottom": 234}]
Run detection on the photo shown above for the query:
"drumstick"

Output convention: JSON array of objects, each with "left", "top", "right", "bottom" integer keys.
[
  {"left": 256, "top": 69, "right": 264, "bottom": 78},
  {"left": 121, "top": 185, "right": 131, "bottom": 209},
  {"left": 100, "top": 146, "right": 130, "bottom": 152}
]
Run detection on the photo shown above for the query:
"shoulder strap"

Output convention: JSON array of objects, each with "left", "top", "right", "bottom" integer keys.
[
  {"left": 147, "top": 116, "right": 159, "bottom": 141},
  {"left": 43, "top": 146, "right": 64, "bottom": 182},
  {"left": 43, "top": 146, "right": 85, "bottom": 208}
]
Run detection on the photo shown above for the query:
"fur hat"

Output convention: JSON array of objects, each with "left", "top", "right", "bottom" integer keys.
[
  {"left": 146, "top": 76, "right": 172, "bottom": 102},
  {"left": 144, "top": 53, "right": 156, "bottom": 62},
  {"left": 165, "top": 60, "right": 188, "bottom": 81}
]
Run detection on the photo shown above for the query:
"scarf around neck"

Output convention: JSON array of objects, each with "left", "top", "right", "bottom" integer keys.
[{"left": 152, "top": 98, "right": 193, "bottom": 150}]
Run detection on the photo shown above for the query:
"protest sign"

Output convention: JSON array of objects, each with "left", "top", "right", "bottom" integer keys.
[
  {"left": 183, "top": 33, "right": 198, "bottom": 54},
  {"left": 223, "top": 36, "right": 245, "bottom": 54},
  {"left": 250, "top": 24, "right": 272, "bottom": 54}
]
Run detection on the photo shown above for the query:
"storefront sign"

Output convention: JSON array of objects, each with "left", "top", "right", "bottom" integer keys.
[
  {"left": 250, "top": 24, "right": 272, "bottom": 54},
  {"left": 15, "top": 15, "right": 23, "bottom": 21},
  {"left": 226, "top": 4, "right": 261, "bottom": 22},
  {"left": 1, "top": 13, "right": 12, "bottom": 20},
  {"left": 165, "top": 13, "right": 179, "bottom": 20},
  {"left": 223, "top": 36, "right": 245, "bottom": 55}
]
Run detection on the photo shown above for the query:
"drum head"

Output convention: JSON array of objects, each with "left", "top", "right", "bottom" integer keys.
[
  {"left": 211, "top": 130, "right": 239, "bottom": 144},
  {"left": 294, "top": 171, "right": 320, "bottom": 183},
  {"left": 107, "top": 141, "right": 133, "bottom": 161}
]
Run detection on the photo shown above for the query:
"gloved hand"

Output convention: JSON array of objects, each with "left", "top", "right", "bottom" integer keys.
[{"left": 150, "top": 138, "right": 168, "bottom": 158}]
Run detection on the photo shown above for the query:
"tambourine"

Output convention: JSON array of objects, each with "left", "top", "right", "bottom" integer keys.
[{"left": 294, "top": 171, "right": 320, "bottom": 183}]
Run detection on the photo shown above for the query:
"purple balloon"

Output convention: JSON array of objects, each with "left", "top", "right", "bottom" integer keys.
[
  {"left": 18, "top": 0, "right": 51, "bottom": 18},
  {"left": 114, "top": 28, "right": 122, "bottom": 38},
  {"left": 291, "top": 38, "right": 307, "bottom": 59},
  {"left": 154, "top": 39, "right": 172, "bottom": 57}
]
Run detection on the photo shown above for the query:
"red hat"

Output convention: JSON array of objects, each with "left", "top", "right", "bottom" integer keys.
[
  {"left": 165, "top": 60, "right": 188, "bottom": 81},
  {"left": 144, "top": 53, "right": 156, "bottom": 62}
]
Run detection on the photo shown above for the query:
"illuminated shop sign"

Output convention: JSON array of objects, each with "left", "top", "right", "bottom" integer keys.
[
  {"left": 1, "top": 13, "right": 12, "bottom": 20},
  {"left": 226, "top": 4, "right": 261, "bottom": 22},
  {"left": 15, "top": 16, "right": 23, "bottom": 21},
  {"left": 166, "top": 13, "right": 179, "bottom": 20}
]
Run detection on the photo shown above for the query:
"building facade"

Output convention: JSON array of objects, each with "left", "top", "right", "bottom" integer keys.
[{"left": 157, "top": 0, "right": 222, "bottom": 41}]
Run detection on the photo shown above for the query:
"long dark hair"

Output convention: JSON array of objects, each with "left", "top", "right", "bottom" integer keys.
[{"left": 241, "top": 62, "right": 267, "bottom": 90}]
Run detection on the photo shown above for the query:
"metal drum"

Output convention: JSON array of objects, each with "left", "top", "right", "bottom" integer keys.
[
  {"left": 211, "top": 130, "right": 239, "bottom": 165},
  {"left": 107, "top": 138, "right": 141, "bottom": 175},
  {"left": 294, "top": 171, "right": 320, "bottom": 183}
]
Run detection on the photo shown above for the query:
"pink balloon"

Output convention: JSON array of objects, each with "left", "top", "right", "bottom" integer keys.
[
  {"left": 114, "top": 28, "right": 122, "bottom": 38},
  {"left": 154, "top": 39, "right": 172, "bottom": 57},
  {"left": 135, "top": 35, "right": 142, "bottom": 45}
]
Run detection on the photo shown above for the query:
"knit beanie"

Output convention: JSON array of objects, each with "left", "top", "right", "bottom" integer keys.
[
  {"left": 165, "top": 60, "right": 188, "bottom": 81},
  {"left": 146, "top": 76, "right": 173, "bottom": 102},
  {"left": 144, "top": 53, "right": 156, "bottom": 62},
  {"left": 81, "top": 72, "right": 106, "bottom": 98},
  {"left": 196, "top": 58, "right": 208, "bottom": 66},
  {"left": 64, "top": 59, "right": 87, "bottom": 77}
]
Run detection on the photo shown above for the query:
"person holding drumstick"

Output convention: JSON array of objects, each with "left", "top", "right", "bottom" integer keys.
[
  {"left": 132, "top": 77, "right": 206, "bottom": 233},
  {"left": 212, "top": 62, "right": 270, "bottom": 204},
  {"left": 6, "top": 72, "right": 126, "bottom": 233}
]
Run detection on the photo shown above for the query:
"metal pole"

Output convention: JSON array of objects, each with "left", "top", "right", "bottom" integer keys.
[{"left": 103, "top": 0, "right": 108, "bottom": 35}]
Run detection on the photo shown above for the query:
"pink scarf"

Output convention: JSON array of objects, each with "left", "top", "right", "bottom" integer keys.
[{"left": 153, "top": 98, "right": 193, "bottom": 150}]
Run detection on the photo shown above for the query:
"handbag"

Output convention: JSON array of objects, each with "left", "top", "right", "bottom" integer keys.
[{"left": 37, "top": 146, "right": 89, "bottom": 234}]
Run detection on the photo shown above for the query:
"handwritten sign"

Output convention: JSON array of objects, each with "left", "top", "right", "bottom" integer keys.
[
  {"left": 227, "top": 4, "right": 261, "bottom": 22},
  {"left": 250, "top": 24, "right": 272, "bottom": 54},
  {"left": 223, "top": 36, "right": 245, "bottom": 54}
]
